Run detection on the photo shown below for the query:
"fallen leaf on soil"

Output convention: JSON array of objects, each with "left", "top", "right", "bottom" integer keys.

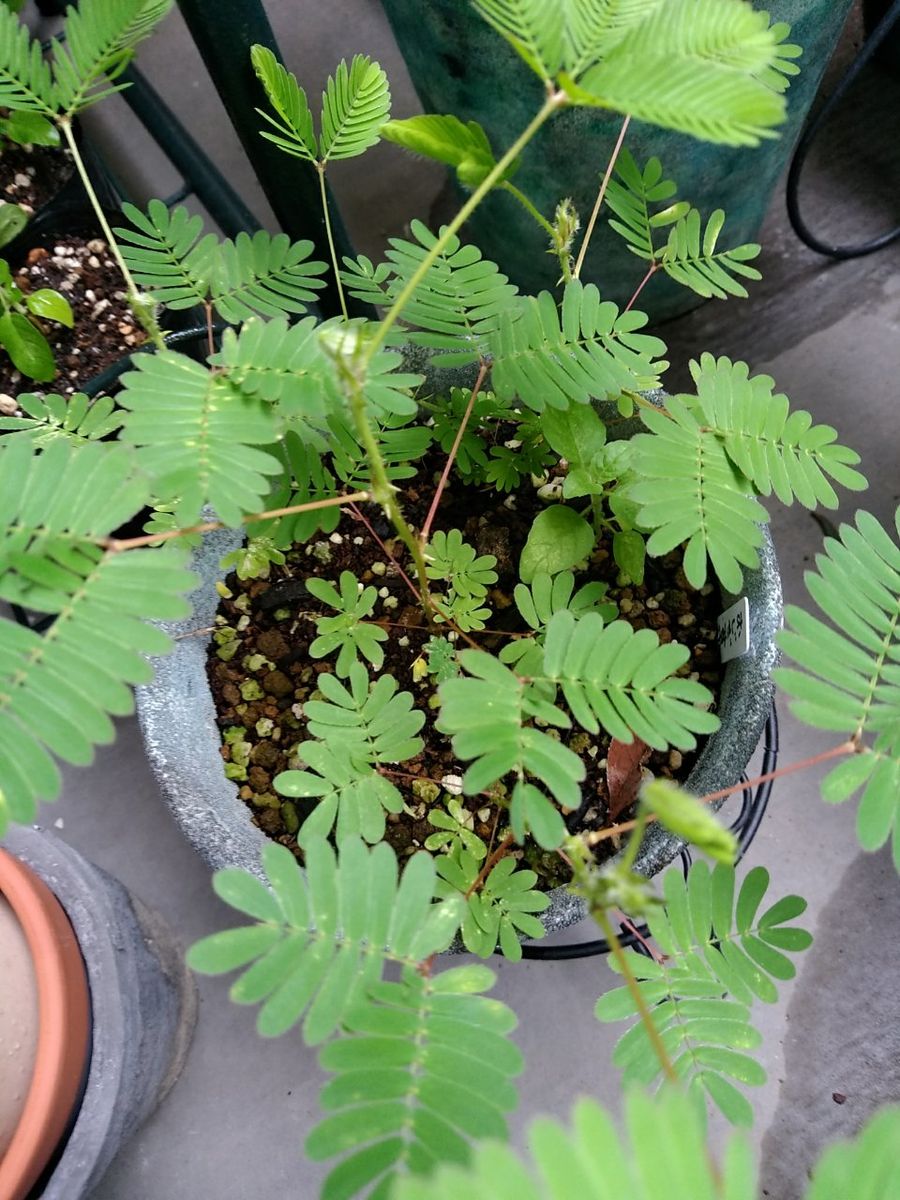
[{"left": 607, "top": 735, "right": 651, "bottom": 820}]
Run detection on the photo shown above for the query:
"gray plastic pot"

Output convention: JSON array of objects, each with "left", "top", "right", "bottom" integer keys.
[
  {"left": 135, "top": 384, "right": 782, "bottom": 938},
  {"left": 0, "top": 825, "right": 196, "bottom": 1198}
]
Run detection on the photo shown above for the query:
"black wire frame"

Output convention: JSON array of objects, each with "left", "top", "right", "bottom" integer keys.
[{"left": 519, "top": 704, "right": 780, "bottom": 961}]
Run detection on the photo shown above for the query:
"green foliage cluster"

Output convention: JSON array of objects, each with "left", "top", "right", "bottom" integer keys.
[{"left": 0, "top": 2, "right": 898, "bottom": 1199}]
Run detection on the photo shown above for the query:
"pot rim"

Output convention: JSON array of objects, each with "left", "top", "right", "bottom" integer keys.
[{"left": 0, "top": 850, "right": 91, "bottom": 1200}]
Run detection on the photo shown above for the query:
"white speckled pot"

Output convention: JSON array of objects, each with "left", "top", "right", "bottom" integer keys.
[{"left": 136, "top": 370, "right": 782, "bottom": 940}]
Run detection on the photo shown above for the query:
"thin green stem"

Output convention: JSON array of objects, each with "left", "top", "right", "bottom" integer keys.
[
  {"left": 499, "top": 180, "right": 555, "bottom": 238},
  {"left": 316, "top": 163, "right": 348, "bottom": 321},
  {"left": 619, "top": 810, "right": 647, "bottom": 873},
  {"left": 362, "top": 92, "right": 566, "bottom": 366},
  {"left": 342, "top": 363, "right": 437, "bottom": 621},
  {"left": 595, "top": 908, "right": 679, "bottom": 1086},
  {"left": 59, "top": 117, "right": 165, "bottom": 351}
]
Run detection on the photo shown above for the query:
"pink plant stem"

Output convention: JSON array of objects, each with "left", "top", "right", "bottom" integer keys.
[
  {"left": 420, "top": 360, "right": 489, "bottom": 544},
  {"left": 573, "top": 114, "right": 631, "bottom": 281},
  {"left": 624, "top": 262, "right": 658, "bottom": 313},
  {"left": 104, "top": 491, "right": 371, "bottom": 552},
  {"left": 347, "top": 502, "right": 423, "bottom": 603},
  {"left": 585, "top": 739, "right": 857, "bottom": 847},
  {"left": 618, "top": 914, "right": 665, "bottom": 963}
]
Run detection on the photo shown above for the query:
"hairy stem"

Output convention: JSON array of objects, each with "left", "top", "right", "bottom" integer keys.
[
  {"left": 343, "top": 365, "right": 437, "bottom": 621},
  {"left": 573, "top": 115, "right": 630, "bottom": 281},
  {"left": 420, "top": 360, "right": 488, "bottom": 543},
  {"left": 363, "top": 92, "right": 567, "bottom": 366},
  {"left": 59, "top": 118, "right": 165, "bottom": 351},
  {"left": 102, "top": 491, "right": 370, "bottom": 552},
  {"left": 596, "top": 908, "right": 679, "bottom": 1085},
  {"left": 500, "top": 180, "right": 555, "bottom": 238},
  {"left": 584, "top": 739, "right": 858, "bottom": 847},
  {"left": 316, "top": 163, "right": 348, "bottom": 321}
]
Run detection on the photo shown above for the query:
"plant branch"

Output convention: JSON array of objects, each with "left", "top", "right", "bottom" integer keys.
[
  {"left": 59, "top": 117, "right": 165, "bottom": 351},
  {"left": 465, "top": 832, "right": 514, "bottom": 899},
  {"left": 102, "top": 492, "right": 370, "bottom": 552},
  {"left": 363, "top": 92, "right": 567, "bottom": 366},
  {"left": 316, "top": 163, "right": 348, "bottom": 321},
  {"left": 624, "top": 261, "right": 658, "bottom": 313},
  {"left": 420, "top": 360, "right": 489, "bottom": 543},
  {"left": 595, "top": 908, "right": 679, "bottom": 1085},
  {"left": 584, "top": 739, "right": 858, "bottom": 847},
  {"left": 573, "top": 115, "right": 630, "bottom": 281}
]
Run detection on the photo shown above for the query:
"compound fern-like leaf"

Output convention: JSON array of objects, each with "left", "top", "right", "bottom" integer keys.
[
  {"left": 570, "top": 0, "right": 789, "bottom": 146},
  {"left": 309, "top": 962, "right": 521, "bottom": 1200},
  {"left": 118, "top": 352, "right": 283, "bottom": 525},
  {"left": 250, "top": 43, "right": 317, "bottom": 162},
  {"left": 52, "top": 0, "right": 173, "bottom": 115},
  {"left": 630, "top": 396, "right": 769, "bottom": 592},
  {"left": 394, "top": 1088, "right": 758, "bottom": 1200},
  {"left": 595, "top": 863, "right": 812, "bottom": 1125},
  {"left": 490, "top": 280, "right": 666, "bottom": 411},
  {"left": 188, "top": 838, "right": 465, "bottom": 1043},
  {"left": 540, "top": 609, "right": 719, "bottom": 751},
  {"left": 776, "top": 508, "right": 900, "bottom": 868},
  {"left": 689, "top": 354, "right": 866, "bottom": 508},
  {"left": 319, "top": 54, "right": 391, "bottom": 162},
  {"left": 342, "top": 221, "right": 520, "bottom": 366},
  {"left": 0, "top": 2, "right": 56, "bottom": 113},
  {"left": 0, "top": 391, "right": 121, "bottom": 445},
  {"left": 0, "top": 440, "right": 194, "bottom": 831}
]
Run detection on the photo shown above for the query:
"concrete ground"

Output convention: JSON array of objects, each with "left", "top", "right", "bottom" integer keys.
[{"left": 10, "top": 2, "right": 900, "bottom": 1197}]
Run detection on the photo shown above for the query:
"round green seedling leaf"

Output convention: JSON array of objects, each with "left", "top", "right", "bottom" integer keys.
[
  {"left": 1, "top": 110, "right": 59, "bottom": 147},
  {"left": 0, "top": 312, "right": 56, "bottom": 381},
  {"left": 0, "top": 204, "right": 27, "bottom": 250},
  {"left": 26, "top": 288, "right": 74, "bottom": 328},
  {"left": 520, "top": 505, "right": 594, "bottom": 583}
]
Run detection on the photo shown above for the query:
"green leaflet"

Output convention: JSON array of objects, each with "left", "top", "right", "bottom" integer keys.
[
  {"left": 309, "top": 963, "right": 521, "bottom": 1199},
  {"left": 490, "top": 281, "right": 667, "bottom": 411},
  {"left": 776, "top": 508, "right": 900, "bottom": 870},
  {"left": 117, "top": 352, "right": 283, "bottom": 526},
  {"left": 252, "top": 47, "right": 390, "bottom": 164},
  {"left": 595, "top": 863, "right": 812, "bottom": 1124},
  {"left": 0, "top": 392, "right": 122, "bottom": 446},
  {"left": 188, "top": 839, "right": 466, "bottom": 1043},
  {"left": 0, "top": 440, "right": 195, "bottom": 831},
  {"left": 342, "top": 220, "right": 520, "bottom": 366},
  {"left": 436, "top": 846, "right": 550, "bottom": 958},
  {"left": 116, "top": 200, "right": 328, "bottom": 320},
  {"left": 393, "top": 1087, "right": 759, "bottom": 1200}
]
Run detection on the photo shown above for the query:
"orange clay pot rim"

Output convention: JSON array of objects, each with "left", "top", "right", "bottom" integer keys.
[{"left": 0, "top": 847, "right": 90, "bottom": 1200}]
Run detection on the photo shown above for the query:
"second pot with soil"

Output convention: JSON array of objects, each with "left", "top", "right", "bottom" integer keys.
[{"left": 0, "top": 825, "right": 197, "bottom": 1199}]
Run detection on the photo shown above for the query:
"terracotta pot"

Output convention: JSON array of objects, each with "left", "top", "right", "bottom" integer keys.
[{"left": 0, "top": 849, "right": 90, "bottom": 1200}]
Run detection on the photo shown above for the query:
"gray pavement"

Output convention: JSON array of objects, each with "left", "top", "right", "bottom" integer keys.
[{"left": 13, "top": 2, "right": 900, "bottom": 1196}]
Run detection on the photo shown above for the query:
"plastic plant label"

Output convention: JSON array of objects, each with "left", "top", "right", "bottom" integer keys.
[{"left": 717, "top": 596, "right": 750, "bottom": 663}]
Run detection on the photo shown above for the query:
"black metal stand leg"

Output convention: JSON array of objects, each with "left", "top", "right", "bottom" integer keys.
[{"left": 175, "top": 0, "right": 357, "bottom": 317}]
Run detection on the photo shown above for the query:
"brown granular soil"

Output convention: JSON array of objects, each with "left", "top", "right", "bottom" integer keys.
[
  {"left": 0, "top": 141, "right": 73, "bottom": 216},
  {"left": 206, "top": 459, "right": 724, "bottom": 889},
  {"left": 0, "top": 235, "right": 144, "bottom": 399}
]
